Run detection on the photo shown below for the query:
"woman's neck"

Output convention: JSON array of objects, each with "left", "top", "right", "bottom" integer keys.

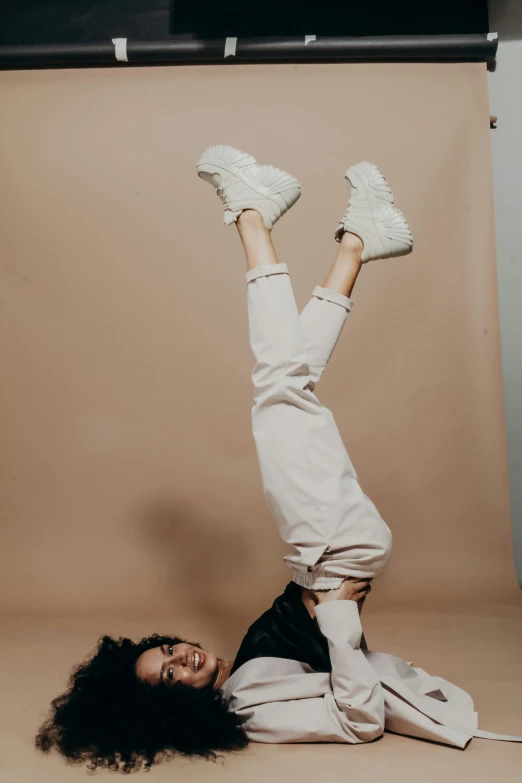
[{"left": 213, "top": 658, "right": 234, "bottom": 690}]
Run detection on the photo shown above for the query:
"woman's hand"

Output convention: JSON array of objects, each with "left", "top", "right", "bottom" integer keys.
[
  {"left": 301, "top": 578, "right": 372, "bottom": 625},
  {"left": 311, "top": 577, "right": 372, "bottom": 606}
]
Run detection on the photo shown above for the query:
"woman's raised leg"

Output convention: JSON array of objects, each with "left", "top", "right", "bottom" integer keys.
[
  {"left": 237, "top": 210, "right": 391, "bottom": 590},
  {"left": 299, "top": 232, "right": 363, "bottom": 391},
  {"left": 197, "top": 146, "right": 412, "bottom": 591},
  {"left": 238, "top": 210, "right": 364, "bottom": 391}
]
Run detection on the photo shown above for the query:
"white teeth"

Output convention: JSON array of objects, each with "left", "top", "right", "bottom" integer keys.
[{"left": 194, "top": 652, "right": 200, "bottom": 672}]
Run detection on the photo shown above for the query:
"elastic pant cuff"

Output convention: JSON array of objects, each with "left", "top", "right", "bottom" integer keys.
[
  {"left": 291, "top": 568, "right": 344, "bottom": 591},
  {"left": 312, "top": 285, "right": 353, "bottom": 312},
  {"left": 246, "top": 263, "right": 289, "bottom": 283}
]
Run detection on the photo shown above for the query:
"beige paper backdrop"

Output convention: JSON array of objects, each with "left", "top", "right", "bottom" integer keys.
[
  {"left": 0, "top": 63, "right": 519, "bottom": 621},
  {"left": 2, "top": 61, "right": 522, "bottom": 783}
]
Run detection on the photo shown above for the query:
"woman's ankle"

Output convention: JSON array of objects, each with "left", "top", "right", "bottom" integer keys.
[
  {"left": 237, "top": 209, "right": 264, "bottom": 228},
  {"left": 340, "top": 230, "right": 364, "bottom": 260}
]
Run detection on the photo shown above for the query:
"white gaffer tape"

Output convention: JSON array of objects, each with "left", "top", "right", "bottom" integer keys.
[
  {"left": 487, "top": 32, "right": 498, "bottom": 41},
  {"left": 305, "top": 35, "right": 316, "bottom": 46},
  {"left": 112, "top": 38, "right": 128, "bottom": 62},
  {"left": 224, "top": 37, "right": 238, "bottom": 58}
]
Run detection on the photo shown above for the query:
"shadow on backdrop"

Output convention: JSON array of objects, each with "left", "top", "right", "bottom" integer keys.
[{"left": 139, "top": 499, "right": 256, "bottom": 646}]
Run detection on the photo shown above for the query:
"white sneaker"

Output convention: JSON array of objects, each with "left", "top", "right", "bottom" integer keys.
[
  {"left": 335, "top": 162, "right": 413, "bottom": 262},
  {"left": 196, "top": 145, "right": 301, "bottom": 230}
]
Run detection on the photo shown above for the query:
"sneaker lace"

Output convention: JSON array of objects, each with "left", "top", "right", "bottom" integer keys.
[{"left": 216, "top": 186, "right": 233, "bottom": 211}]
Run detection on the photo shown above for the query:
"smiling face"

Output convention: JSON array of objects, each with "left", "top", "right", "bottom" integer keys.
[{"left": 135, "top": 642, "right": 219, "bottom": 690}]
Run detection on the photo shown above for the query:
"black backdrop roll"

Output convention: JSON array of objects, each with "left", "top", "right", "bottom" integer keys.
[{"left": 0, "top": 0, "right": 489, "bottom": 46}]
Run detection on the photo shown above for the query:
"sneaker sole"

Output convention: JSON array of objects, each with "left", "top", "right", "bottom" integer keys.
[
  {"left": 197, "top": 145, "right": 300, "bottom": 216},
  {"left": 344, "top": 161, "right": 413, "bottom": 257}
]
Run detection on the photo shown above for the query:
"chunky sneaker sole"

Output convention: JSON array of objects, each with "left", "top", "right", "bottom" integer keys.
[
  {"left": 334, "top": 161, "right": 413, "bottom": 262},
  {"left": 196, "top": 145, "right": 301, "bottom": 230}
]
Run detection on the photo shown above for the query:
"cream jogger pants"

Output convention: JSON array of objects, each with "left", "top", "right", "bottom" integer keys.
[{"left": 247, "top": 262, "right": 392, "bottom": 590}]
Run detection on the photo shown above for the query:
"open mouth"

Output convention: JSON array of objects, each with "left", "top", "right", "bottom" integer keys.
[{"left": 193, "top": 651, "right": 205, "bottom": 672}]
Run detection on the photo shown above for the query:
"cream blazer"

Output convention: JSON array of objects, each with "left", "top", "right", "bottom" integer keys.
[{"left": 221, "top": 600, "right": 522, "bottom": 748}]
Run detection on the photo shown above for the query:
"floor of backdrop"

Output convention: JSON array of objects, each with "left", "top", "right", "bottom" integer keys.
[{"left": 1, "top": 62, "right": 521, "bottom": 780}]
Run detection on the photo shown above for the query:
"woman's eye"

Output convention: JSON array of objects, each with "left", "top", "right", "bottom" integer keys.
[
  {"left": 167, "top": 668, "right": 174, "bottom": 680},
  {"left": 168, "top": 646, "right": 173, "bottom": 655}
]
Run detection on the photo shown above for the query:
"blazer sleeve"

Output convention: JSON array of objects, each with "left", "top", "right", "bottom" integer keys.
[{"left": 243, "top": 600, "right": 385, "bottom": 744}]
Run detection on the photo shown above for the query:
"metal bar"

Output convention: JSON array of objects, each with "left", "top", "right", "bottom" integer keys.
[{"left": 0, "top": 34, "right": 498, "bottom": 71}]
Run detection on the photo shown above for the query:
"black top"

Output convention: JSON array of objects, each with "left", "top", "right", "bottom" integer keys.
[
  {"left": 230, "top": 580, "right": 332, "bottom": 676},
  {"left": 230, "top": 585, "right": 452, "bottom": 704}
]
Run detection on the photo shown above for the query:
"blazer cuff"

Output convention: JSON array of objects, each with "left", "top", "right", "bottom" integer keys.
[{"left": 314, "top": 600, "right": 363, "bottom": 649}]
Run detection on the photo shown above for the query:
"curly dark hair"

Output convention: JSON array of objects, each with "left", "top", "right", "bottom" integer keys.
[{"left": 35, "top": 633, "right": 248, "bottom": 772}]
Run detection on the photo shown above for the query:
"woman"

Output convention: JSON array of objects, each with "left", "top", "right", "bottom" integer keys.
[{"left": 36, "top": 146, "right": 521, "bottom": 772}]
